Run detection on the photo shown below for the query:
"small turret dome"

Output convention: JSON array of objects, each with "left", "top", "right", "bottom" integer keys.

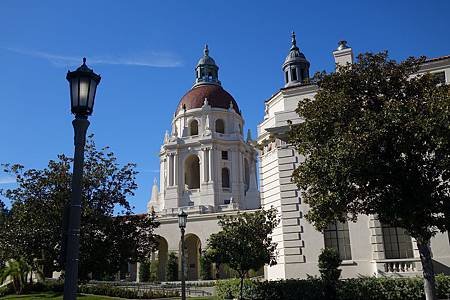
[
  {"left": 282, "top": 32, "right": 310, "bottom": 87},
  {"left": 197, "top": 45, "right": 217, "bottom": 66},
  {"left": 194, "top": 44, "right": 221, "bottom": 87},
  {"left": 175, "top": 45, "right": 240, "bottom": 115}
]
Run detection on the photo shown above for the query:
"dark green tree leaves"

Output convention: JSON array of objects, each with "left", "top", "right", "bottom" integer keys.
[{"left": 289, "top": 52, "right": 450, "bottom": 300}]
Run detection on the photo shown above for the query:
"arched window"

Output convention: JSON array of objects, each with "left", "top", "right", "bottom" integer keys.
[
  {"left": 215, "top": 119, "right": 225, "bottom": 134},
  {"left": 222, "top": 168, "right": 230, "bottom": 188},
  {"left": 185, "top": 155, "right": 200, "bottom": 189},
  {"left": 291, "top": 68, "right": 297, "bottom": 81},
  {"left": 239, "top": 124, "right": 243, "bottom": 135},
  {"left": 189, "top": 119, "right": 198, "bottom": 136}
]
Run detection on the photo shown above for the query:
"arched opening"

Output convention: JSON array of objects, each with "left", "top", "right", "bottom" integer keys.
[
  {"left": 184, "top": 155, "right": 200, "bottom": 189},
  {"left": 180, "top": 234, "right": 201, "bottom": 281},
  {"left": 155, "top": 237, "right": 168, "bottom": 281},
  {"left": 215, "top": 119, "right": 225, "bottom": 134},
  {"left": 222, "top": 168, "right": 230, "bottom": 188},
  {"left": 189, "top": 119, "right": 198, "bottom": 136},
  {"left": 244, "top": 158, "right": 250, "bottom": 192}
]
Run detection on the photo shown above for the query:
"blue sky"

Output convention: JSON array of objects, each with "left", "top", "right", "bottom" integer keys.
[{"left": 1, "top": 0, "right": 449, "bottom": 213}]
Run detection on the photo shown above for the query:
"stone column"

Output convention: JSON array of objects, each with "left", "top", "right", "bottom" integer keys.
[
  {"left": 209, "top": 147, "right": 214, "bottom": 183},
  {"left": 202, "top": 148, "right": 209, "bottom": 182},
  {"left": 174, "top": 152, "right": 178, "bottom": 186}
]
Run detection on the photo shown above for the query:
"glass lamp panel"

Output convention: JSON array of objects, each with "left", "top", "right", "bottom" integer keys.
[
  {"left": 79, "top": 77, "right": 90, "bottom": 107},
  {"left": 178, "top": 212, "right": 187, "bottom": 228},
  {"left": 71, "top": 79, "right": 79, "bottom": 109},
  {"left": 87, "top": 79, "right": 98, "bottom": 111}
]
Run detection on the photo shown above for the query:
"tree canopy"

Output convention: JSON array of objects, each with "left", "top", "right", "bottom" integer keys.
[
  {"left": 0, "top": 135, "right": 159, "bottom": 280},
  {"left": 204, "top": 208, "right": 279, "bottom": 299},
  {"left": 289, "top": 52, "right": 450, "bottom": 300}
]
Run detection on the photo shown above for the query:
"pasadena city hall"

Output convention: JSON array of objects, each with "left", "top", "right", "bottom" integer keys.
[{"left": 133, "top": 33, "right": 450, "bottom": 282}]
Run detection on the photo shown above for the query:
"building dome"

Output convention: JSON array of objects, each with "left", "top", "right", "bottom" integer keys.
[
  {"left": 176, "top": 84, "right": 240, "bottom": 115},
  {"left": 197, "top": 55, "right": 216, "bottom": 66},
  {"left": 282, "top": 32, "right": 310, "bottom": 87}
]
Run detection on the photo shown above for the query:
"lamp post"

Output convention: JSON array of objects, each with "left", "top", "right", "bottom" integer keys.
[
  {"left": 178, "top": 210, "right": 188, "bottom": 300},
  {"left": 64, "top": 58, "right": 101, "bottom": 300}
]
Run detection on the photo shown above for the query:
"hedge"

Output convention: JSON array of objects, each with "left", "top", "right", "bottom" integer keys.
[
  {"left": 79, "top": 284, "right": 179, "bottom": 299},
  {"left": 216, "top": 275, "right": 450, "bottom": 300},
  {"left": 0, "top": 280, "right": 179, "bottom": 299}
]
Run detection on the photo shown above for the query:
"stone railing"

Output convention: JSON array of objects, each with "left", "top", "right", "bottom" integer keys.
[{"left": 375, "top": 258, "right": 422, "bottom": 275}]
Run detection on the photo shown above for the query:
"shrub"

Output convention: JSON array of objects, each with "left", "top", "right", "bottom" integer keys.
[
  {"left": 0, "top": 283, "right": 14, "bottom": 297},
  {"left": 166, "top": 252, "right": 178, "bottom": 281},
  {"left": 200, "top": 255, "right": 212, "bottom": 280},
  {"left": 149, "top": 259, "right": 159, "bottom": 282},
  {"left": 318, "top": 248, "right": 342, "bottom": 299},
  {"left": 318, "top": 248, "right": 342, "bottom": 282},
  {"left": 215, "top": 276, "right": 450, "bottom": 300},
  {"left": 139, "top": 260, "right": 150, "bottom": 282},
  {"left": 215, "top": 278, "right": 258, "bottom": 299},
  {"left": 79, "top": 284, "right": 179, "bottom": 299}
]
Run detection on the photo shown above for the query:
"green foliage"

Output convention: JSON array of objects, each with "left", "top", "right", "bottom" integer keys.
[
  {"left": 0, "top": 259, "right": 32, "bottom": 294},
  {"left": 215, "top": 276, "right": 450, "bottom": 300},
  {"left": 149, "top": 259, "right": 159, "bottom": 282},
  {"left": 318, "top": 248, "right": 342, "bottom": 282},
  {"left": 139, "top": 260, "right": 151, "bottom": 282},
  {"left": 319, "top": 248, "right": 342, "bottom": 299},
  {"left": 0, "top": 136, "right": 160, "bottom": 280},
  {"left": 215, "top": 278, "right": 258, "bottom": 300},
  {"left": 200, "top": 255, "right": 212, "bottom": 280},
  {"left": 289, "top": 52, "right": 450, "bottom": 238},
  {"left": 288, "top": 52, "right": 450, "bottom": 298},
  {"left": 0, "top": 283, "right": 14, "bottom": 297},
  {"left": 166, "top": 252, "right": 178, "bottom": 281},
  {"left": 78, "top": 284, "right": 179, "bottom": 299},
  {"left": 204, "top": 208, "right": 279, "bottom": 298}
]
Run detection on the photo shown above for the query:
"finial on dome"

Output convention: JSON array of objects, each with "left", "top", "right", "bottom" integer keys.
[
  {"left": 153, "top": 177, "right": 157, "bottom": 185},
  {"left": 82, "top": 57, "right": 87, "bottom": 64},
  {"left": 204, "top": 44, "right": 209, "bottom": 56},
  {"left": 291, "top": 31, "right": 297, "bottom": 47}
]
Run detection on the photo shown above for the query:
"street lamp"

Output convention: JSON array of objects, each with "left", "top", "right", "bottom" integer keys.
[
  {"left": 63, "top": 58, "right": 101, "bottom": 300},
  {"left": 178, "top": 210, "right": 188, "bottom": 300}
]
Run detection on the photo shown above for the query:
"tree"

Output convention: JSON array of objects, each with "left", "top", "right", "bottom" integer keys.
[
  {"left": 204, "top": 208, "right": 279, "bottom": 300},
  {"left": 289, "top": 52, "right": 450, "bottom": 300},
  {"left": 0, "top": 135, "right": 159, "bottom": 280},
  {"left": 0, "top": 258, "right": 31, "bottom": 294}
]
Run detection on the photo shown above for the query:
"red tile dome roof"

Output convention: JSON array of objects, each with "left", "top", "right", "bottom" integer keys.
[{"left": 176, "top": 84, "right": 240, "bottom": 115}]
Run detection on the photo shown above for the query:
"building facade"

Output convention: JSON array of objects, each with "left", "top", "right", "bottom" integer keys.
[
  {"left": 145, "top": 46, "right": 260, "bottom": 281},
  {"left": 257, "top": 34, "right": 450, "bottom": 280}
]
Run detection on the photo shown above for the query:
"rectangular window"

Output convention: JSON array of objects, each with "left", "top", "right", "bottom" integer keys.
[
  {"left": 324, "top": 221, "right": 352, "bottom": 260},
  {"left": 291, "top": 68, "right": 297, "bottom": 81},
  {"left": 285, "top": 71, "right": 289, "bottom": 83},
  {"left": 222, "top": 151, "right": 228, "bottom": 160},
  {"left": 382, "top": 225, "right": 414, "bottom": 259},
  {"left": 433, "top": 71, "right": 446, "bottom": 84}
]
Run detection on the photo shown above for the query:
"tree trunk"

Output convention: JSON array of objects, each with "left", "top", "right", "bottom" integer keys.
[
  {"left": 417, "top": 239, "right": 437, "bottom": 300},
  {"left": 239, "top": 275, "right": 244, "bottom": 300}
]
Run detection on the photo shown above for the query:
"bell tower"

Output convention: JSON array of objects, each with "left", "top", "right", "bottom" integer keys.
[{"left": 149, "top": 45, "right": 260, "bottom": 215}]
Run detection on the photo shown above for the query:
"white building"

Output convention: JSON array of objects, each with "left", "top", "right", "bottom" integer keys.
[
  {"left": 257, "top": 33, "right": 450, "bottom": 280},
  {"left": 145, "top": 45, "right": 260, "bottom": 281}
]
